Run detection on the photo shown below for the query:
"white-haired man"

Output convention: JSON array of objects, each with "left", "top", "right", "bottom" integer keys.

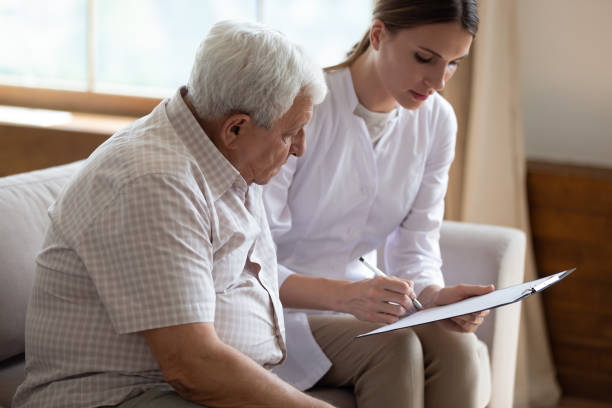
[{"left": 13, "top": 20, "right": 329, "bottom": 408}]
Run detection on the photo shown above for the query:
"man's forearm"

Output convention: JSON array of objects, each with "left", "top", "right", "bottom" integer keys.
[
  {"left": 171, "top": 340, "right": 329, "bottom": 407},
  {"left": 144, "top": 323, "right": 332, "bottom": 408}
]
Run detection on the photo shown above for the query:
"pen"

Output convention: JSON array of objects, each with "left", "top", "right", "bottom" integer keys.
[{"left": 358, "top": 256, "right": 423, "bottom": 310}]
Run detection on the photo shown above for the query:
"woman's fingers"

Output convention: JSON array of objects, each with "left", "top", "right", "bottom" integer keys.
[
  {"left": 377, "top": 299, "right": 407, "bottom": 316},
  {"left": 448, "top": 309, "right": 491, "bottom": 332},
  {"left": 370, "top": 276, "right": 416, "bottom": 310},
  {"left": 346, "top": 276, "right": 418, "bottom": 322}
]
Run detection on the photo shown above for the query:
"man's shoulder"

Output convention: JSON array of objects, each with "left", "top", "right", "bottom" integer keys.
[
  {"left": 93, "top": 108, "right": 199, "bottom": 185},
  {"left": 48, "top": 111, "right": 207, "bottom": 241}
]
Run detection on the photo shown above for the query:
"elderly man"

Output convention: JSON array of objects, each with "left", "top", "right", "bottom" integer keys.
[{"left": 13, "top": 20, "right": 328, "bottom": 408}]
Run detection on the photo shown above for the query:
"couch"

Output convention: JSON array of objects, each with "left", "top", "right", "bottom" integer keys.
[{"left": 0, "top": 161, "right": 526, "bottom": 408}]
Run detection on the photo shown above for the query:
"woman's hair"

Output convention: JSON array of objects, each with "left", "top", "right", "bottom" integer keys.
[
  {"left": 326, "top": 0, "right": 479, "bottom": 71},
  {"left": 187, "top": 20, "right": 327, "bottom": 129}
]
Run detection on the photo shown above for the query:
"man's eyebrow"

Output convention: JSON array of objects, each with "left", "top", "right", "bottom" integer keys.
[
  {"left": 285, "top": 122, "right": 307, "bottom": 134},
  {"left": 292, "top": 115, "right": 312, "bottom": 130},
  {"left": 418, "top": 46, "right": 469, "bottom": 61}
]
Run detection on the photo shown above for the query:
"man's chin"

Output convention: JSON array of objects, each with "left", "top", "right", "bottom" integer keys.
[{"left": 254, "top": 168, "right": 281, "bottom": 185}]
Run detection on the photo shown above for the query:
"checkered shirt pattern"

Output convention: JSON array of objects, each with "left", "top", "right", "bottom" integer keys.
[{"left": 12, "top": 87, "right": 286, "bottom": 408}]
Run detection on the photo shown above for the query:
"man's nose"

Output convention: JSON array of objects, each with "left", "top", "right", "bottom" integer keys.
[{"left": 290, "top": 131, "right": 306, "bottom": 157}]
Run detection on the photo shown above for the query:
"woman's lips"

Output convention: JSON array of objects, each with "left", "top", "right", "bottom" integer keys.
[{"left": 410, "top": 90, "right": 429, "bottom": 101}]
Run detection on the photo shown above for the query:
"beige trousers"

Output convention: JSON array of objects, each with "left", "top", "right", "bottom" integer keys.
[{"left": 307, "top": 314, "right": 484, "bottom": 408}]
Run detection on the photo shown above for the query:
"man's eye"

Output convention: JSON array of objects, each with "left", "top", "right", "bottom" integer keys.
[{"left": 414, "top": 53, "right": 432, "bottom": 64}]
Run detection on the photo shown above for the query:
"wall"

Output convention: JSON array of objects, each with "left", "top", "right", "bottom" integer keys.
[
  {"left": 518, "top": 0, "right": 612, "bottom": 168},
  {"left": 518, "top": 1, "right": 612, "bottom": 401}
]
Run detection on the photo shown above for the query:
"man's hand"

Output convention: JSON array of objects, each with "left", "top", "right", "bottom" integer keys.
[{"left": 420, "top": 284, "right": 495, "bottom": 333}]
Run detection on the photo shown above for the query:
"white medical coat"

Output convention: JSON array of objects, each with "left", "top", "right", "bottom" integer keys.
[{"left": 263, "top": 68, "right": 457, "bottom": 390}]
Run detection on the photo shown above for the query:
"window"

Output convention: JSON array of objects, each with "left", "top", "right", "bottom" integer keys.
[{"left": 0, "top": 0, "right": 372, "bottom": 103}]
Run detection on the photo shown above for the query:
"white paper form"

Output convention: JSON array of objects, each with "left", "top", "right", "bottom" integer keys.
[{"left": 357, "top": 268, "right": 575, "bottom": 338}]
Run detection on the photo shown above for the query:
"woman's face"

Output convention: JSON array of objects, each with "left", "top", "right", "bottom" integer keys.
[{"left": 372, "top": 21, "right": 473, "bottom": 110}]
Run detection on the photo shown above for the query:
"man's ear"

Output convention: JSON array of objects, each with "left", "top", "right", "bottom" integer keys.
[
  {"left": 370, "top": 19, "right": 386, "bottom": 51},
  {"left": 220, "top": 114, "right": 250, "bottom": 149}
]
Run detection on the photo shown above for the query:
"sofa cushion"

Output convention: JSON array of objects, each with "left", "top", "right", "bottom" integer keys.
[
  {"left": 0, "top": 354, "right": 25, "bottom": 408},
  {"left": 0, "top": 162, "right": 82, "bottom": 362}
]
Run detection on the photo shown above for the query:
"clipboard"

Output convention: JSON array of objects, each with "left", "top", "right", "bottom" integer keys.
[{"left": 357, "top": 268, "right": 576, "bottom": 338}]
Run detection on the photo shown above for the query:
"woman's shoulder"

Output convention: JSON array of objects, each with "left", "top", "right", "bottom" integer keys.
[{"left": 321, "top": 68, "right": 355, "bottom": 108}]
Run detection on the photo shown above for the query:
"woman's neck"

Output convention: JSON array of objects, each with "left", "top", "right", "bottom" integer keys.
[{"left": 349, "top": 49, "right": 397, "bottom": 113}]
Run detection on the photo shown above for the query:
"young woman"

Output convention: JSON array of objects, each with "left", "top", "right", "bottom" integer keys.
[{"left": 263, "top": 1, "right": 494, "bottom": 407}]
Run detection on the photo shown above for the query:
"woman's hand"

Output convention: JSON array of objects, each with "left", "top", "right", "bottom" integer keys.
[
  {"left": 421, "top": 284, "right": 495, "bottom": 333},
  {"left": 339, "top": 276, "right": 418, "bottom": 324}
]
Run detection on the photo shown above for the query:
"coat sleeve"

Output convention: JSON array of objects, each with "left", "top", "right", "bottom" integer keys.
[
  {"left": 384, "top": 102, "right": 457, "bottom": 296},
  {"left": 262, "top": 156, "right": 299, "bottom": 287}
]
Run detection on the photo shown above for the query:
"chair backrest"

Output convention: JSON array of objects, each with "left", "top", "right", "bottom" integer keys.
[
  {"left": 440, "top": 220, "right": 526, "bottom": 408},
  {"left": 440, "top": 221, "right": 525, "bottom": 349},
  {"left": 0, "top": 162, "right": 83, "bottom": 363}
]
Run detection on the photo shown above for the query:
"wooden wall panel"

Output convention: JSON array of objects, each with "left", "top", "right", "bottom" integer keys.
[
  {"left": 0, "top": 124, "right": 110, "bottom": 177},
  {"left": 527, "top": 161, "right": 612, "bottom": 402}
]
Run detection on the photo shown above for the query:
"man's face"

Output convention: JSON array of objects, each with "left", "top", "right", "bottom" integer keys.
[{"left": 238, "top": 94, "right": 313, "bottom": 185}]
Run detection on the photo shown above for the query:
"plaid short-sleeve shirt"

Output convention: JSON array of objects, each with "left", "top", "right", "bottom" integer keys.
[{"left": 13, "top": 87, "right": 286, "bottom": 408}]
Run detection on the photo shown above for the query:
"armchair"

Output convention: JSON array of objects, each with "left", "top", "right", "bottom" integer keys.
[{"left": 0, "top": 162, "right": 525, "bottom": 408}]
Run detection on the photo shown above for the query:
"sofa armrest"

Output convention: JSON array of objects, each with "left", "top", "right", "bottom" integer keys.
[
  {"left": 440, "top": 220, "right": 526, "bottom": 408},
  {"left": 0, "top": 161, "right": 84, "bottom": 362}
]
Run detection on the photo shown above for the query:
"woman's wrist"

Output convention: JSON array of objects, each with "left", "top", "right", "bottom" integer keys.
[
  {"left": 418, "top": 284, "right": 443, "bottom": 308},
  {"left": 280, "top": 274, "right": 353, "bottom": 312},
  {"left": 330, "top": 279, "right": 354, "bottom": 313}
]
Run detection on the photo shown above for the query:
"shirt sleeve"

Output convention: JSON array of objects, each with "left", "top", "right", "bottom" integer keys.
[
  {"left": 75, "top": 173, "right": 216, "bottom": 334},
  {"left": 262, "top": 156, "right": 299, "bottom": 287},
  {"left": 385, "top": 105, "right": 457, "bottom": 296}
]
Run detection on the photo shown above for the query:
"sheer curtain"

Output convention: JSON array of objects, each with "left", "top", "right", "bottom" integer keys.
[{"left": 443, "top": 0, "right": 561, "bottom": 406}]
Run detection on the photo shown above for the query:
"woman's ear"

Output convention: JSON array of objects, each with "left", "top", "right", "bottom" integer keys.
[
  {"left": 370, "top": 19, "right": 386, "bottom": 51},
  {"left": 220, "top": 114, "right": 250, "bottom": 149}
]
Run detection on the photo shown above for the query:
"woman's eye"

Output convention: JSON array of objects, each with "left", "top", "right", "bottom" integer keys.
[{"left": 414, "top": 53, "right": 432, "bottom": 64}]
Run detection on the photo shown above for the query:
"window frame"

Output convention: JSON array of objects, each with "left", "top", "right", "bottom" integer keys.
[
  {"left": 1, "top": 0, "right": 372, "bottom": 117},
  {"left": 0, "top": 84, "right": 160, "bottom": 117}
]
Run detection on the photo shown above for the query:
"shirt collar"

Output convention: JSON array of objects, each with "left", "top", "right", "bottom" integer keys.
[
  {"left": 165, "top": 86, "right": 244, "bottom": 201},
  {"left": 337, "top": 67, "right": 410, "bottom": 122},
  {"left": 339, "top": 68, "right": 360, "bottom": 113}
]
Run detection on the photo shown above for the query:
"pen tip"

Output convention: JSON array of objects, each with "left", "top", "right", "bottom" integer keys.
[{"left": 359, "top": 256, "right": 364, "bottom": 262}]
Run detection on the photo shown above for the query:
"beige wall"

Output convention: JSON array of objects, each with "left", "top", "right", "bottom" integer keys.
[{"left": 518, "top": 0, "right": 612, "bottom": 168}]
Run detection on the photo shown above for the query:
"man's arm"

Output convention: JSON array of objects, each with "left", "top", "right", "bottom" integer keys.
[{"left": 143, "top": 322, "right": 332, "bottom": 408}]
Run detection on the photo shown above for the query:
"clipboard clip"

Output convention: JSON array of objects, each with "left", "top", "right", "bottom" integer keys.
[
  {"left": 519, "top": 268, "right": 576, "bottom": 301},
  {"left": 518, "top": 287, "right": 536, "bottom": 301}
]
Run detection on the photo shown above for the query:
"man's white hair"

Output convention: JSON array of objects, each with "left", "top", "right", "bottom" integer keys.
[{"left": 187, "top": 20, "right": 327, "bottom": 129}]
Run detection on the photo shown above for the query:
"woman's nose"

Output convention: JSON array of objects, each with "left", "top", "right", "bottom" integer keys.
[{"left": 424, "top": 66, "right": 447, "bottom": 92}]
